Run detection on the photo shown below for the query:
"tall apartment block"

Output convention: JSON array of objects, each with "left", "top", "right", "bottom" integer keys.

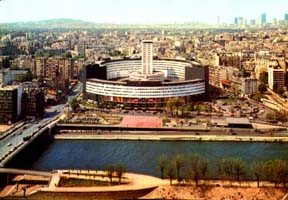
[
  {"left": 33, "top": 57, "right": 73, "bottom": 80},
  {"left": 142, "top": 41, "right": 153, "bottom": 75},
  {"left": 268, "top": 66, "right": 285, "bottom": 90},
  {"left": 0, "top": 86, "right": 23, "bottom": 124}
]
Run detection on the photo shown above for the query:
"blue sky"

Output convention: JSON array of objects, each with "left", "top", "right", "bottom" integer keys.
[{"left": 0, "top": 0, "right": 287, "bottom": 24}]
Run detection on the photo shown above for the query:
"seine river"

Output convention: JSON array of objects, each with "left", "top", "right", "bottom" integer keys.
[{"left": 30, "top": 140, "right": 288, "bottom": 177}]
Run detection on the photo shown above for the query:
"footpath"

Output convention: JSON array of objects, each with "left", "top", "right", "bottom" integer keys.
[{"left": 54, "top": 133, "right": 288, "bottom": 143}]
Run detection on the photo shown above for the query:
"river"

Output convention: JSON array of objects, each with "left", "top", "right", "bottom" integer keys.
[{"left": 28, "top": 139, "right": 288, "bottom": 178}]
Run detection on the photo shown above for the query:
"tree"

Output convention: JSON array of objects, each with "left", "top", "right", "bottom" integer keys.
[
  {"left": 34, "top": 50, "right": 44, "bottom": 57},
  {"left": 166, "top": 161, "right": 175, "bottom": 185},
  {"left": 259, "top": 72, "right": 268, "bottom": 84},
  {"left": 277, "top": 160, "right": 288, "bottom": 188},
  {"left": 188, "top": 153, "right": 208, "bottom": 187},
  {"left": 105, "top": 165, "right": 115, "bottom": 183},
  {"left": 220, "top": 158, "right": 234, "bottom": 184},
  {"left": 115, "top": 164, "right": 126, "bottom": 184},
  {"left": 174, "top": 154, "right": 185, "bottom": 182},
  {"left": 70, "top": 97, "right": 80, "bottom": 112},
  {"left": 173, "top": 97, "right": 182, "bottom": 116},
  {"left": 264, "top": 160, "right": 280, "bottom": 186},
  {"left": 232, "top": 158, "right": 246, "bottom": 183},
  {"left": 158, "top": 154, "right": 168, "bottom": 179},
  {"left": 166, "top": 98, "right": 175, "bottom": 116},
  {"left": 64, "top": 51, "right": 72, "bottom": 58},
  {"left": 258, "top": 83, "right": 267, "bottom": 93},
  {"left": 276, "top": 87, "right": 284, "bottom": 95},
  {"left": 264, "top": 160, "right": 288, "bottom": 188},
  {"left": 251, "top": 161, "right": 264, "bottom": 188},
  {"left": 19, "top": 70, "right": 33, "bottom": 82},
  {"left": 199, "top": 159, "right": 209, "bottom": 184},
  {"left": 10, "top": 64, "right": 19, "bottom": 70}
]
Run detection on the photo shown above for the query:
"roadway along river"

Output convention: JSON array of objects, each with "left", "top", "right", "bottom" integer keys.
[{"left": 27, "top": 140, "right": 288, "bottom": 178}]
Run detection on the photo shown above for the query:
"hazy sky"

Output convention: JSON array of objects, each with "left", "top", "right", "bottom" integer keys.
[{"left": 0, "top": 0, "right": 287, "bottom": 24}]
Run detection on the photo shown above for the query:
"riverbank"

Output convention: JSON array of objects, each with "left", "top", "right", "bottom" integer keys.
[
  {"left": 54, "top": 133, "right": 288, "bottom": 143},
  {"left": 1, "top": 169, "right": 287, "bottom": 200}
]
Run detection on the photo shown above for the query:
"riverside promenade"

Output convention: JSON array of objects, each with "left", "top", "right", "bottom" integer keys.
[{"left": 54, "top": 131, "right": 288, "bottom": 143}]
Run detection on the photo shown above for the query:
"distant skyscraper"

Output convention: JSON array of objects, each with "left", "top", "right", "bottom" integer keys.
[
  {"left": 261, "top": 13, "right": 267, "bottom": 24},
  {"left": 234, "top": 17, "right": 238, "bottom": 25},
  {"left": 285, "top": 14, "right": 288, "bottom": 21},
  {"left": 250, "top": 19, "right": 256, "bottom": 26},
  {"left": 238, "top": 17, "right": 244, "bottom": 25},
  {"left": 217, "top": 16, "right": 220, "bottom": 25},
  {"left": 142, "top": 41, "right": 153, "bottom": 75}
]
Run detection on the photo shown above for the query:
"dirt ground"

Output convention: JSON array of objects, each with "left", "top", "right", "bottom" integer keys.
[{"left": 143, "top": 185, "right": 287, "bottom": 200}]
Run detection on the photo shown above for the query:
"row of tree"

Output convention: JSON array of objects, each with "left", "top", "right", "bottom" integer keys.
[{"left": 157, "top": 154, "right": 288, "bottom": 188}]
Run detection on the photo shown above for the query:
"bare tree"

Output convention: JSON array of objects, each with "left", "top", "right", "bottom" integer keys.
[
  {"left": 174, "top": 154, "right": 185, "bottom": 182},
  {"left": 105, "top": 165, "right": 115, "bottom": 183},
  {"left": 189, "top": 153, "right": 209, "bottom": 187},
  {"left": 158, "top": 154, "right": 168, "bottom": 179},
  {"left": 277, "top": 160, "right": 288, "bottom": 188},
  {"left": 251, "top": 161, "right": 264, "bottom": 188},
  {"left": 199, "top": 158, "right": 209, "bottom": 185},
  {"left": 115, "top": 164, "right": 126, "bottom": 184},
  {"left": 232, "top": 158, "right": 246, "bottom": 184},
  {"left": 264, "top": 160, "right": 280, "bottom": 187},
  {"left": 166, "top": 161, "right": 175, "bottom": 185},
  {"left": 220, "top": 158, "right": 234, "bottom": 185},
  {"left": 189, "top": 153, "right": 201, "bottom": 186}
]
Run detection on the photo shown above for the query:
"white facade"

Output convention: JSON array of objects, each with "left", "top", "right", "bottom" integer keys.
[
  {"left": 142, "top": 41, "right": 153, "bottom": 75},
  {"left": 86, "top": 80, "right": 205, "bottom": 98},
  {"left": 105, "top": 59, "right": 189, "bottom": 80},
  {"left": 86, "top": 58, "right": 206, "bottom": 101}
]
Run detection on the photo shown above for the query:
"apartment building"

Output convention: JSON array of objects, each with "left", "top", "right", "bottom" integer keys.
[{"left": 0, "top": 86, "right": 23, "bottom": 124}]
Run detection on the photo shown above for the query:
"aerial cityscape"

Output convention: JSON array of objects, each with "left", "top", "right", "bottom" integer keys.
[{"left": 0, "top": 0, "right": 288, "bottom": 199}]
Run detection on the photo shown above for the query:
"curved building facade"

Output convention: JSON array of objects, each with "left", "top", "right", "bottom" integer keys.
[{"left": 84, "top": 58, "right": 208, "bottom": 107}]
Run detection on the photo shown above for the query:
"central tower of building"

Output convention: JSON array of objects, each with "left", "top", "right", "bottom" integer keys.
[
  {"left": 129, "top": 40, "right": 164, "bottom": 81},
  {"left": 142, "top": 40, "right": 153, "bottom": 75}
]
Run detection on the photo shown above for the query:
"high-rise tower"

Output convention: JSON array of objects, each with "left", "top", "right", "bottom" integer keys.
[
  {"left": 285, "top": 14, "right": 288, "bottom": 21},
  {"left": 142, "top": 40, "right": 153, "bottom": 75},
  {"left": 261, "top": 13, "right": 267, "bottom": 24}
]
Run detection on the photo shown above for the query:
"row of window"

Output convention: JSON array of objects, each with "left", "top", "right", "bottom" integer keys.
[{"left": 86, "top": 81, "right": 205, "bottom": 98}]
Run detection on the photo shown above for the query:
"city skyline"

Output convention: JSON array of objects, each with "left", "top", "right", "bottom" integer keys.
[{"left": 0, "top": 0, "right": 287, "bottom": 24}]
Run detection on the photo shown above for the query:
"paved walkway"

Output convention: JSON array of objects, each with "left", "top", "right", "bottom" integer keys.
[
  {"left": 41, "top": 170, "right": 163, "bottom": 192},
  {"left": 55, "top": 133, "right": 288, "bottom": 142}
]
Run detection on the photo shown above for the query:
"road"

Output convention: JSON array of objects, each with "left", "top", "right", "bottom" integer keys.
[{"left": 0, "top": 82, "right": 82, "bottom": 165}]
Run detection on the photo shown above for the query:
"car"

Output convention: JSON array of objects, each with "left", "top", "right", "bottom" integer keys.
[
  {"left": 7, "top": 143, "right": 12, "bottom": 146},
  {"left": 18, "top": 132, "right": 22, "bottom": 135}
]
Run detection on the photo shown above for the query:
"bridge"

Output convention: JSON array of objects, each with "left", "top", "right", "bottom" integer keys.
[
  {"left": 0, "top": 83, "right": 82, "bottom": 168},
  {"left": 0, "top": 117, "right": 59, "bottom": 167}
]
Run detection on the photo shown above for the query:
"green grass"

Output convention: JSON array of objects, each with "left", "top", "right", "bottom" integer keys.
[{"left": 59, "top": 178, "right": 115, "bottom": 187}]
